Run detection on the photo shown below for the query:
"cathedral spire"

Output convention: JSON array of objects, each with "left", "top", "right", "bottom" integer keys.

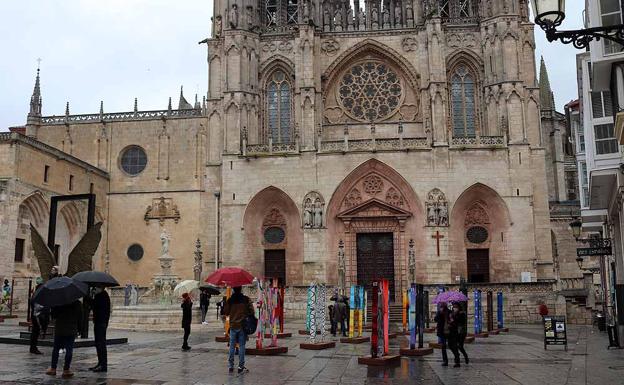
[
  {"left": 539, "top": 56, "right": 555, "bottom": 112},
  {"left": 28, "top": 65, "right": 42, "bottom": 119},
  {"left": 178, "top": 86, "right": 193, "bottom": 110}
]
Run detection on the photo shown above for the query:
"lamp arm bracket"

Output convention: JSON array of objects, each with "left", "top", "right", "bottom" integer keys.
[{"left": 546, "top": 24, "right": 624, "bottom": 50}]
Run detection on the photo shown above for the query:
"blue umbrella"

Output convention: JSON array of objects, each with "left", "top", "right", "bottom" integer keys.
[{"left": 32, "top": 276, "right": 88, "bottom": 307}]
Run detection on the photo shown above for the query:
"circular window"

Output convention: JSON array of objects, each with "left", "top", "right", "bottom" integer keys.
[
  {"left": 264, "top": 227, "right": 285, "bottom": 244},
  {"left": 127, "top": 244, "right": 144, "bottom": 261},
  {"left": 466, "top": 226, "right": 489, "bottom": 244},
  {"left": 337, "top": 60, "right": 403, "bottom": 122},
  {"left": 120, "top": 146, "right": 148, "bottom": 176}
]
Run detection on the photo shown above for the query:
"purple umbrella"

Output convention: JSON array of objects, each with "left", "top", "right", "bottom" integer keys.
[{"left": 432, "top": 291, "right": 468, "bottom": 304}]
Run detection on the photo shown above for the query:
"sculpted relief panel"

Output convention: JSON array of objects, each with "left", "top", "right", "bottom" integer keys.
[{"left": 340, "top": 172, "right": 408, "bottom": 212}]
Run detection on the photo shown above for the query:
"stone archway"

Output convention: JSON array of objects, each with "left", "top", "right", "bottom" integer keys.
[{"left": 326, "top": 159, "right": 423, "bottom": 300}]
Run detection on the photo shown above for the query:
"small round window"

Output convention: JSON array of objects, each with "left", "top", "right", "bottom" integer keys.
[
  {"left": 120, "top": 146, "right": 147, "bottom": 176},
  {"left": 127, "top": 244, "right": 144, "bottom": 261},
  {"left": 466, "top": 226, "right": 488, "bottom": 244},
  {"left": 264, "top": 227, "right": 285, "bottom": 244}
]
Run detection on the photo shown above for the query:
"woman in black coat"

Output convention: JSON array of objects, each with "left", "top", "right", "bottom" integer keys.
[
  {"left": 434, "top": 302, "right": 450, "bottom": 366},
  {"left": 181, "top": 293, "right": 193, "bottom": 351},
  {"left": 450, "top": 302, "right": 469, "bottom": 365}
]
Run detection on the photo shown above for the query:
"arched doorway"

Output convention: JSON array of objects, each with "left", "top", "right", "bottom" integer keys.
[{"left": 326, "top": 159, "right": 422, "bottom": 300}]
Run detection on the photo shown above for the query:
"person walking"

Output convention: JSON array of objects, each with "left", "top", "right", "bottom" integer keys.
[
  {"left": 89, "top": 287, "right": 110, "bottom": 372},
  {"left": 451, "top": 302, "right": 469, "bottom": 365},
  {"left": 200, "top": 289, "right": 210, "bottom": 325},
  {"left": 46, "top": 299, "right": 82, "bottom": 378},
  {"left": 223, "top": 286, "right": 254, "bottom": 374},
  {"left": 447, "top": 303, "right": 462, "bottom": 367},
  {"left": 332, "top": 299, "right": 347, "bottom": 337},
  {"left": 29, "top": 281, "right": 50, "bottom": 355},
  {"left": 181, "top": 293, "right": 193, "bottom": 351},
  {"left": 328, "top": 304, "right": 336, "bottom": 336},
  {"left": 434, "top": 302, "right": 451, "bottom": 366}
]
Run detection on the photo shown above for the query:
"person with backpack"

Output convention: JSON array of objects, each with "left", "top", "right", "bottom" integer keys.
[
  {"left": 223, "top": 286, "right": 254, "bottom": 374},
  {"left": 434, "top": 302, "right": 451, "bottom": 366}
]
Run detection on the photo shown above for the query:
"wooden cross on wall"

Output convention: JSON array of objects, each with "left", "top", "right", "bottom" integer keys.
[{"left": 432, "top": 231, "right": 444, "bottom": 257}]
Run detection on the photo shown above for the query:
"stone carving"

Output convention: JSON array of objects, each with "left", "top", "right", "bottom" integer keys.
[
  {"left": 357, "top": 8, "right": 366, "bottom": 30},
  {"left": 321, "top": 39, "right": 340, "bottom": 55},
  {"left": 402, "top": 37, "right": 418, "bottom": 51},
  {"left": 394, "top": 3, "right": 402, "bottom": 26},
  {"left": 303, "top": 191, "right": 325, "bottom": 228},
  {"left": 426, "top": 188, "right": 449, "bottom": 227},
  {"left": 335, "top": 10, "right": 343, "bottom": 31},
  {"left": 160, "top": 229, "right": 170, "bottom": 257},
  {"left": 406, "top": 1, "right": 414, "bottom": 25},
  {"left": 399, "top": 104, "right": 418, "bottom": 121},
  {"left": 385, "top": 187, "right": 404, "bottom": 207},
  {"left": 145, "top": 196, "right": 181, "bottom": 225},
  {"left": 193, "top": 238, "right": 202, "bottom": 281},
  {"left": 323, "top": 8, "right": 331, "bottom": 30},
  {"left": 324, "top": 106, "right": 344, "bottom": 123},
  {"left": 303, "top": 0, "right": 311, "bottom": 23},
  {"left": 363, "top": 175, "right": 384, "bottom": 195},
  {"left": 278, "top": 40, "right": 293, "bottom": 52},
  {"left": 229, "top": 4, "right": 239, "bottom": 29},
  {"left": 213, "top": 15, "right": 223, "bottom": 38},
  {"left": 372, "top": 6, "right": 379, "bottom": 28},
  {"left": 246, "top": 6, "right": 254, "bottom": 30},
  {"left": 382, "top": 8, "right": 390, "bottom": 28},
  {"left": 338, "top": 240, "right": 346, "bottom": 294},
  {"left": 347, "top": 6, "right": 354, "bottom": 30},
  {"left": 344, "top": 188, "right": 362, "bottom": 208},
  {"left": 264, "top": 207, "right": 286, "bottom": 226},
  {"left": 465, "top": 201, "right": 490, "bottom": 226},
  {"left": 262, "top": 42, "right": 277, "bottom": 52},
  {"left": 408, "top": 239, "right": 416, "bottom": 284},
  {"left": 447, "top": 33, "right": 477, "bottom": 49}
]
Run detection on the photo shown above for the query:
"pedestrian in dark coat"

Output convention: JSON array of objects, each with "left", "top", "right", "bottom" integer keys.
[
  {"left": 223, "top": 286, "right": 254, "bottom": 374},
  {"left": 332, "top": 300, "right": 347, "bottom": 337},
  {"left": 46, "top": 300, "right": 82, "bottom": 378},
  {"left": 200, "top": 289, "right": 210, "bottom": 324},
  {"left": 328, "top": 304, "right": 336, "bottom": 336},
  {"left": 29, "top": 282, "right": 49, "bottom": 355},
  {"left": 434, "top": 302, "right": 450, "bottom": 366},
  {"left": 89, "top": 287, "right": 110, "bottom": 372},
  {"left": 181, "top": 293, "right": 193, "bottom": 350},
  {"left": 450, "top": 302, "right": 469, "bottom": 365}
]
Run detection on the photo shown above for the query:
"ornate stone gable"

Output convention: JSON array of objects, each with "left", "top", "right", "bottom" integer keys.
[
  {"left": 263, "top": 207, "right": 286, "bottom": 227},
  {"left": 465, "top": 201, "right": 490, "bottom": 226},
  {"left": 144, "top": 197, "right": 181, "bottom": 225},
  {"left": 339, "top": 172, "right": 409, "bottom": 212},
  {"left": 337, "top": 198, "right": 411, "bottom": 220}
]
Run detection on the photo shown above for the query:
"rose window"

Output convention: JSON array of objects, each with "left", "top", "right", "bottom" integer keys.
[{"left": 337, "top": 61, "right": 403, "bottom": 122}]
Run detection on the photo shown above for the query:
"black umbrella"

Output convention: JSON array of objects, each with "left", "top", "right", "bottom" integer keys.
[
  {"left": 32, "top": 277, "right": 88, "bottom": 307},
  {"left": 199, "top": 283, "right": 221, "bottom": 295},
  {"left": 330, "top": 295, "right": 349, "bottom": 302},
  {"left": 72, "top": 271, "right": 119, "bottom": 287}
]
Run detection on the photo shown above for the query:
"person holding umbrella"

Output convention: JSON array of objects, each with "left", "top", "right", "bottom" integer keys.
[
  {"left": 29, "top": 278, "right": 50, "bottom": 355},
  {"left": 181, "top": 293, "right": 193, "bottom": 351},
  {"left": 89, "top": 286, "right": 110, "bottom": 372}
]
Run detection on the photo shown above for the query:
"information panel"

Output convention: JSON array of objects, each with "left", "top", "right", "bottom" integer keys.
[{"left": 543, "top": 316, "right": 567, "bottom": 351}]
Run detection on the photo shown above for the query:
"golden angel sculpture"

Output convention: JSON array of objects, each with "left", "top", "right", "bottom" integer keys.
[{"left": 30, "top": 222, "right": 103, "bottom": 282}]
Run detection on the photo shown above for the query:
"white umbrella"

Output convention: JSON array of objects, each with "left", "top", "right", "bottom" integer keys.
[{"left": 173, "top": 280, "right": 199, "bottom": 297}]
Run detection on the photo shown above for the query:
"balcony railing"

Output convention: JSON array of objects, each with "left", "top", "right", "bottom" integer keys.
[
  {"left": 450, "top": 135, "right": 506, "bottom": 147},
  {"left": 39, "top": 108, "right": 203, "bottom": 125}
]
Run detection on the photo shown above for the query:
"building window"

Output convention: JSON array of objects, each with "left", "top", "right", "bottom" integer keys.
[
  {"left": 127, "top": 244, "right": 144, "bottom": 262},
  {"left": 594, "top": 123, "right": 619, "bottom": 154},
  {"left": 591, "top": 91, "right": 613, "bottom": 118},
  {"left": 14, "top": 238, "right": 24, "bottom": 262},
  {"left": 438, "top": 0, "right": 478, "bottom": 23},
  {"left": 580, "top": 162, "right": 589, "bottom": 207},
  {"left": 565, "top": 171, "right": 578, "bottom": 201},
  {"left": 286, "top": 0, "right": 298, "bottom": 24},
  {"left": 68, "top": 175, "right": 74, "bottom": 191},
  {"left": 264, "top": 226, "right": 286, "bottom": 244},
  {"left": 450, "top": 65, "right": 477, "bottom": 138},
  {"left": 265, "top": 70, "right": 292, "bottom": 144},
  {"left": 44, "top": 165, "right": 50, "bottom": 183},
  {"left": 264, "top": 0, "right": 278, "bottom": 26},
  {"left": 599, "top": 0, "right": 623, "bottom": 54},
  {"left": 119, "top": 146, "right": 148, "bottom": 176}
]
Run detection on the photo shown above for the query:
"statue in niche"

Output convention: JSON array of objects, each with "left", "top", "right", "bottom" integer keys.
[
  {"left": 160, "top": 229, "right": 171, "bottom": 256},
  {"left": 246, "top": 6, "right": 254, "bottom": 30},
  {"left": 486, "top": 0, "right": 493, "bottom": 17},
  {"left": 229, "top": 4, "right": 239, "bottom": 29},
  {"left": 303, "top": 198, "right": 313, "bottom": 228},
  {"left": 357, "top": 8, "right": 366, "bottom": 30},
  {"left": 372, "top": 6, "right": 379, "bottom": 28},
  {"left": 313, "top": 198, "right": 323, "bottom": 228},
  {"left": 425, "top": 188, "right": 449, "bottom": 227},
  {"left": 394, "top": 3, "right": 402, "bottom": 26},
  {"left": 214, "top": 15, "right": 223, "bottom": 38},
  {"left": 347, "top": 6, "right": 354, "bottom": 30},
  {"left": 303, "top": 0, "right": 310, "bottom": 23},
  {"left": 382, "top": 8, "right": 390, "bottom": 28},
  {"left": 323, "top": 8, "right": 331, "bottom": 30},
  {"left": 335, "top": 9, "right": 343, "bottom": 31},
  {"left": 406, "top": 1, "right": 414, "bottom": 23},
  {"left": 337, "top": 240, "right": 346, "bottom": 294}
]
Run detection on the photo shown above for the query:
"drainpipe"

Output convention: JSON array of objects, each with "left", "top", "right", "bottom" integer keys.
[{"left": 214, "top": 190, "right": 221, "bottom": 271}]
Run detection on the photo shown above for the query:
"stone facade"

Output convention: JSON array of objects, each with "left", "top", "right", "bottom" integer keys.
[{"left": 1, "top": 1, "right": 574, "bottom": 315}]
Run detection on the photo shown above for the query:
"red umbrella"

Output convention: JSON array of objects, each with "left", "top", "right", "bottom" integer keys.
[{"left": 204, "top": 267, "right": 255, "bottom": 287}]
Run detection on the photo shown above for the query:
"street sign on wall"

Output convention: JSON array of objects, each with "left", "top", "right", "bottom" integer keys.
[{"left": 576, "top": 247, "right": 612, "bottom": 257}]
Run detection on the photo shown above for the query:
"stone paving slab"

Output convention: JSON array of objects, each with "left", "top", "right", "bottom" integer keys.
[{"left": 0, "top": 321, "right": 623, "bottom": 384}]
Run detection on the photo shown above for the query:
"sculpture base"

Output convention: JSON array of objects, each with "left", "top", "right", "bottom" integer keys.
[
  {"left": 498, "top": 327, "right": 509, "bottom": 332},
  {"left": 400, "top": 347, "right": 434, "bottom": 356},
  {"left": 340, "top": 336, "right": 370, "bottom": 344},
  {"left": 464, "top": 336, "right": 475, "bottom": 344},
  {"left": 215, "top": 335, "right": 229, "bottom": 342},
  {"left": 264, "top": 332, "right": 292, "bottom": 339},
  {"left": 428, "top": 342, "right": 443, "bottom": 349},
  {"left": 300, "top": 341, "right": 336, "bottom": 350},
  {"left": 488, "top": 329, "right": 500, "bottom": 335},
  {"left": 298, "top": 329, "right": 321, "bottom": 335},
  {"left": 358, "top": 355, "right": 401, "bottom": 366},
  {"left": 475, "top": 332, "right": 489, "bottom": 338},
  {"left": 246, "top": 346, "right": 288, "bottom": 355},
  {"left": 425, "top": 327, "right": 436, "bottom": 333}
]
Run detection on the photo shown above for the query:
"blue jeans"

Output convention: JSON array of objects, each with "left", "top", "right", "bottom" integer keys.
[
  {"left": 228, "top": 328, "right": 246, "bottom": 369},
  {"left": 51, "top": 335, "right": 75, "bottom": 370}
]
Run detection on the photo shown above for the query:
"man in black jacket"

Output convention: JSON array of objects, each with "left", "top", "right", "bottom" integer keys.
[
  {"left": 46, "top": 300, "right": 82, "bottom": 378},
  {"left": 181, "top": 293, "right": 193, "bottom": 351},
  {"left": 89, "top": 287, "right": 110, "bottom": 372}
]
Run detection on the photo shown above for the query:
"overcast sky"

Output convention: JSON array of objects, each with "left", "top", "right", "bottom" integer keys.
[{"left": 0, "top": 1, "right": 584, "bottom": 131}]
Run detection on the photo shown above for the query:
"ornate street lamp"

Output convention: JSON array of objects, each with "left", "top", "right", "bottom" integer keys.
[
  {"left": 569, "top": 217, "right": 582, "bottom": 240},
  {"left": 532, "top": 0, "right": 624, "bottom": 49},
  {"left": 569, "top": 218, "right": 609, "bottom": 273}
]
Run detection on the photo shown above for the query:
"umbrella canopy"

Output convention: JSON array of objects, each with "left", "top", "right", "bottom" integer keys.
[
  {"left": 330, "top": 295, "right": 349, "bottom": 302},
  {"left": 432, "top": 290, "right": 469, "bottom": 304},
  {"left": 198, "top": 283, "right": 221, "bottom": 295},
  {"left": 32, "top": 277, "right": 88, "bottom": 307},
  {"left": 204, "top": 267, "right": 255, "bottom": 287},
  {"left": 174, "top": 280, "right": 199, "bottom": 297},
  {"left": 72, "top": 271, "right": 119, "bottom": 287}
]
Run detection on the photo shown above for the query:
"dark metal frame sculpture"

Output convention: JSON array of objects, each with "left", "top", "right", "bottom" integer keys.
[{"left": 47, "top": 193, "right": 96, "bottom": 254}]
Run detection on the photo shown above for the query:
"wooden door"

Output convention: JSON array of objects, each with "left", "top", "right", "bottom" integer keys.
[
  {"left": 356, "top": 233, "right": 395, "bottom": 299},
  {"left": 467, "top": 249, "right": 489, "bottom": 283},
  {"left": 264, "top": 249, "right": 286, "bottom": 286}
]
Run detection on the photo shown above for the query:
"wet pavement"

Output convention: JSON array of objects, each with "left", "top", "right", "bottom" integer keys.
[{"left": 0, "top": 320, "right": 623, "bottom": 384}]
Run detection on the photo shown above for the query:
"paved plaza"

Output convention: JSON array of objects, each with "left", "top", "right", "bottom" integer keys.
[{"left": 1, "top": 321, "right": 623, "bottom": 385}]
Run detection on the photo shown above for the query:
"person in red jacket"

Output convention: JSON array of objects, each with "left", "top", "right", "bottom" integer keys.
[{"left": 538, "top": 303, "right": 549, "bottom": 317}]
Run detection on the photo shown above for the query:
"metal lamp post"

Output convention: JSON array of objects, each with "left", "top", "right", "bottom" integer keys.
[{"left": 532, "top": 0, "right": 624, "bottom": 49}]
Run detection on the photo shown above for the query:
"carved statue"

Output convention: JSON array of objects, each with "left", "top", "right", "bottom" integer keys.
[
  {"left": 229, "top": 4, "right": 239, "bottom": 29},
  {"left": 438, "top": 204, "right": 449, "bottom": 227},
  {"left": 406, "top": 1, "right": 414, "bottom": 23},
  {"left": 160, "top": 229, "right": 170, "bottom": 256},
  {"left": 427, "top": 204, "right": 436, "bottom": 227},
  {"left": 313, "top": 199, "right": 323, "bottom": 228},
  {"left": 347, "top": 6, "right": 354, "bottom": 30},
  {"left": 337, "top": 240, "right": 346, "bottom": 294},
  {"left": 395, "top": 3, "right": 402, "bottom": 26},
  {"left": 303, "top": 198, "right": 313, "bottom": 228},
  {"left": 246, "top": 6, "right": 254, "bottom": 30},
  {"left": 193, "top": 238, "right": 203, "bottom": 281},
  {"left": 408, "top": 240, "right": 416, "bottom": 284},
  {"left": 335, "top": 9, "right": 343, "bottom": 30},
  {"left": 30, "top": 222, "right": 103, "bottom": 281},
  {"left": 129, "top": 285, "right": 138, "bottom": 306},
  {"left": 324, "top": 8, "right": 331, "bottom": 29},
  {"left": 357, "top": 8, "right": 366, "bottom": 30},
  {"left": 303, "top": 0, "right": 310, "bottom": 23},
  {"left": 214, "top": 15, "right": 223, "bottom": 38},
  {"left": 426, "top": 188, "right": 449, "bottom": 227},
  {"left": 371, "top": 6, "right": 379, "bottom": 28},
  {"left": 382, "top": 8, "right": 390, "bottom": 28}
]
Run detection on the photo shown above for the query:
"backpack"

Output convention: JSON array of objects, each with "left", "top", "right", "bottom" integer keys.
[{"left": 243, "top": 313, "right": 257, "bottom": 335}]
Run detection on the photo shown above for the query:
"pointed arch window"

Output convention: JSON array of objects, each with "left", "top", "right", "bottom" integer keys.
[
  {"left": 266, "top": 70, "right": 292, "bottom": 143},
  {"left": 450, "top": 65, "right": 477, "bottom": 138}
]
